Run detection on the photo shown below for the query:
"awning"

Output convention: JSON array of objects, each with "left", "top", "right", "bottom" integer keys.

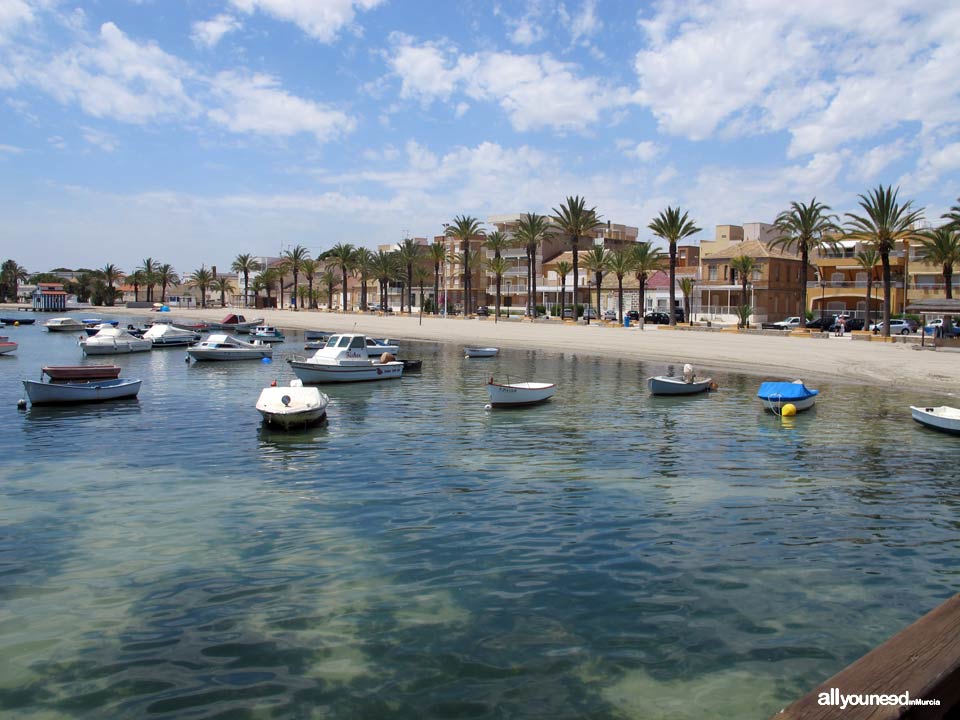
[{"left": 906, "top": 299, "right": 960, "bottom": 314}]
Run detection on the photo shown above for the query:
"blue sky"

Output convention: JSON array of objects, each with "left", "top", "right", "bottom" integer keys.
[{"left": 2, "top": 0, "right": 959, "bottom": 274}]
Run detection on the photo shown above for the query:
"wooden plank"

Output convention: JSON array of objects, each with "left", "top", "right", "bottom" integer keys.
[{"left": 771, "top": 593, "right": 960, "bottom": 719}]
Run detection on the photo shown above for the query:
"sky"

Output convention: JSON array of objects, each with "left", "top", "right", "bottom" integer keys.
[{"left": 2, "top": 0, "right": 959, "bottom": 275}]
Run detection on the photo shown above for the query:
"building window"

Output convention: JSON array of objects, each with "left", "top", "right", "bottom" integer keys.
[
  {"left": 709, "top": 266, "right": 717, "bottom": 281},
  {"left": 723, "top": 265, "right": 728, "bottom": 281}
]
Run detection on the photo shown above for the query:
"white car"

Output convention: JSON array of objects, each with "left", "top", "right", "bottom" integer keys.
[
  {"left": 869, "top": 319, "right": 914, "bottom": 335},
  {"left": 772, "top": 316, "right": 802, "bottom": 329}
]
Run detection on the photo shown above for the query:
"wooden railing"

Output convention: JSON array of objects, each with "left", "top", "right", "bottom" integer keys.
[{"left": 771, "top": 593, "right": 960, "bottom": 719}]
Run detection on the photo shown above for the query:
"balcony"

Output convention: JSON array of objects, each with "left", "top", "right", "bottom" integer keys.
[{"left": 807, "top": 280, "right": 904, "bottom": 289}]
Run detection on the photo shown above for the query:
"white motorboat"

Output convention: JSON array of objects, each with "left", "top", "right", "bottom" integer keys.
[
  {"left": 187, "top": 333, "right": 273, "bottom": 361},
  {"left": 486, "top": 378, "right": 556, "bottom": 407},
  {"left": 81, "top": 327, "right": 152, "bottom": 355},
  {"left": 83, "top": 322, "right": 121, "bottom": 336},
  {"left": 911, "top": 405, "right": 960, "bottom": 435},
  {"left": 757, "top": 380, "right": 819, "bottom": 412},
  {"left": 287, "top": 333, "right": 404, "bottom": 383},
  {"left": 465, "top": 347, "right": 499, "bottom": 358},
  {"left": 256, "top": 379, "right": 329, "bottom": 428},
  {"left": 366, "top": 337, "right": 399, "bottom": 357},
  {"left": 251, "top": 325, "right": 286, "bottom": 342},
  {"left": 0, "top": 337, "right": 17, "bottom": 355},
  {"left": 44, "top": 317, "right": 85, "bottom": 332},
  {"left": 143, "top": 323, "right": 201, "bottom": 347},
  {"left": 22, "top": 377, "right": 141, "bottom": 404}
]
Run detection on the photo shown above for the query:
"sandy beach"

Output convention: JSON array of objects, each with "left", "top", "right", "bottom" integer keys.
[{"left": 113, "top": 306, "right": 958, "bottom": 393}]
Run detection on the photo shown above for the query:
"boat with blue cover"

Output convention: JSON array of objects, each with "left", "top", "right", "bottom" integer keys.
[{"left": 757, "top": 380, "right": 819, "bottom": 412}]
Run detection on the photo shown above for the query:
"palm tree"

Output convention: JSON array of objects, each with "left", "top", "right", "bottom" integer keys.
[
  {"left": 156, "top": 264, "right": 178, "bottom": 304},
  {"left": 555, "top": 260, "right": 572, "bottom": 318},
  {"left": 428, "top": 241, "right": 448, "bottom": 315},
  {"left": 0, "top": 260, "right": 29, "bottom": 302},
  {"left": 844, "top": 185, "right": 925, "bottom": 336},
  {"left": 770, "top": 199, "right": 840, "bottom": 328},
  {"left": 250, "top": 275, "right": 267, "bottom": 307},
  {"left": 326, "top": 243, "right": 355, "bottom": 312},
  {"left": 551, "top": 196, "right": 603, "bottom": 313},
  {"left": 515, "top": 213, "right": 554, "bottom": 318},
  {"left": 397, "top": 239, "right": 422, "bottom": 313},
  {"left": 138, "top": 257, "right": 157, "bottom": 302},
  {"left": 486, "top": 255, "right": 509, "bottom": 323},
  {"left": 189, "top": 266, "right": 213, "bottom": 308},
  {"left": 413, "top": 264, "right": 431, "bottom": 315},
  {"left": 917, "top": 226, "right": 960, "bottom": 300},
  {"left": 855, "top": 247, "right": 880, "bottom": 329},
  {"left": 231, "top": 253, "right": 262, "bottom": 308},
  {"left": 631, "top": 241, "right": 666, "bottom": 327},
  {"left": 649, "top": 207, "right": 701, "bottom": 326},
  {"left": 445, "top": 215, "right": 485, "bottom": 315},
  {"left": 100, "top": 263, "right": 123, "bottom": 306},
  {"left": 319, "top": 267, "right": 339, "bottom": 310},
  {"left": 353, "top": 248, "right": 375, "bottom": 311},
  {"left": 730, "top": 255, "right": 756, "bottom": 316},
  {"left": 605, "top": 249, "right": 635, "bottom": 322},
  {"left": 484, "top": 230, "right": 511, "bottom": 318},
  {"left": 582, "top": 245, "right": 610, "bottom": 321},
  {"left": 211, "top": 276, "right": 234, "bottom": 307},
  {"left": 678, "top": 277, "right": 696, "bottom": 325},
  {"left": 297, "top": 285, "right": 310, "bottom": 309},
  {"left": 127, "top": 270, "right": 144, "bottom": 303},
  {"left": 259, "top": 268, "right": 278, "bottom": 307},
  {"left": 300, "top": 258, "right": 318, "bottom": 309},
  {"left": 943, "top": 197, "right": 960, "bottom": 230},
  {"left": 281, "top": 245, "right": 311, "bottom": 310},
  {"left": 371, "top": 251, "right": 398, "bottom": 311}
]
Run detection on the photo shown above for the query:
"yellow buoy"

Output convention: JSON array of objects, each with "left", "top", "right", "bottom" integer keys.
[
  {"left": 14, "top": 321, "right": 19, "bottom": 326},
  {"left": 781, "top": 403, "right": 797, "bottom": 417}
]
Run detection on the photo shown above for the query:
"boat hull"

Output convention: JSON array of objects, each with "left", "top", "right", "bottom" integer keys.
[
  {"left": 465, "top": 347, "right": 499, "bottom": 358},
  {"left": 0, "top": 341, "right": 16, "bottom": 355},
  {"left": 757, "top": 395, "right": 817, "bottom": 412},
  {"left": 187, "top": 348, "right": 272, "bottom": 361},
  {"left": 487, "top": 382, "right": 556, "bottom": 407},
  {"left": 288, "top": 359, "right": 404, "bottom": 383},
  {"left": 23, "top": 378, "right": 141, "bottom": 404},
  {"left": 0, "top": 317, "right": 35, "bottom": 324},
  {"left": 911, "top": 406, "right": 960, "bottom": 435},
  {"left": 256, "top": 387, "right": 329, "bottom": 428},
  {"left": 647, "top": 376, "right": 712, "bottom": 395},
  {"left": 44, "top": 322, "right": 85, "bottom": 332},
  {"left": 82, "top": 340, "right": 152, "bottom": 355},
  {"left": 42, "top": 365, "right": 121, "bottom": 380}
]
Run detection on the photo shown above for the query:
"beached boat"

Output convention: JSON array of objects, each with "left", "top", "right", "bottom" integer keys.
[
  {"left": 465, "top": 347, "right": 500, "bottom": 358},
  {"left": 43, "top": 317, "right": 85, "bottom": 332},
  {"left": 648, "top": 376, "right": 713, "bottom": 395},
  {"left": 23, "top": 377, "right": 142, "bottom": 405},
  {"left": 256, "top": 379, "right": 329, "bottom": 428},
  {"left": 287, "top": 333, "right": 404, "bottom": 383},
  {"left": 187, "top": 333, "right": 273, "bottom": 361},
  {"left": 304, "top": 330, "right": 333, "bottom": 341},
  {"left": 208, "top": 314, "right": 263, "bottom": 333},
  {"left": 910, "top": 405, "right": 960, "bottom": 435},
  {"left": 251, "top": 325, "right": 286, "bottom": 342},
  {"left": 486, "top": 379, "right": 556, "bottom": 407},
  {"left": 0, "top": 317, "right": 35, "bottom": 325},
  {"left": 366, "top": 338, "right": 399, "bottom": 356},
  {"left": 81, "top": 327, "right": 152, "bottom": 355},
  {"left": 41, "top": 365, "right": 121, "bottom": 381},
  {"left": 401, "top": 359, "right": 423, "bottom": 372},
  {"left": 143, "top": 323, "right": 201, "bottom": 347},
  {"left": 0, "top": 337, "right": 17, "bottom": 355},
  {"left": 757, "top": 380, "right": 819, "bottom": 412}
]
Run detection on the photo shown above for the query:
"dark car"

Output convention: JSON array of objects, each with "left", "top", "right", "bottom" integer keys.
[
  {"left": 804, "top": 317, "right": 831, "bottom": 331},
  {"left": 475, "top": 306, "right": 490, "bottom": 317},
  {"left": 828, "top": 317, "right": 865, "bottom": 333},
  {"left": 626, "top": 310, "right": 640, "bottom": 322}
]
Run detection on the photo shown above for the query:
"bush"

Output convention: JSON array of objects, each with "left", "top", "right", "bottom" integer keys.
[
  {"left": 550, "top": 304, "right": 561, "bottom": 316},
  {"left": 535, "top": 304, "right": 546, "bottom": 316},
  {"left": 422, "top": 297, "right": 435, "bottom": 313},
  {"left": 575, "top": 304, "right": 584, "bottom": 317}
]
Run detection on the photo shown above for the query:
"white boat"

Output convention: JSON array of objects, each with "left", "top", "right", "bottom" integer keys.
[
  {"left": 256, "top": 379, "right": 329, "bottom": 428},
  {"left": 83, "top": 322, "right": 120, "bottom": 337},
  {"left": 251, "top": 325, "right": 286, "bottom": 342},
  {"left": 486, "top": 379, "right": 556, "bottom": 407},
  {"left": 208, "top": 313, "right": 263, "bottom": 333},
  {"left": 81, "top": 327, "right": 152, "bottom": 355},
  {"left": 44, "top": 317, "right": 85, "bottom": 332},
  {"left": 143, "top": 323, "right": 201, "bottom": 347},
  {"left": 757, "top": 380, "right": 819, "bottom": 412},
  {"left": 366, "top": 337, "right": 399, "bottom": 357},
  {"left": 187, "top": 333, "right": 273, "bottom": 361},
  {"left": 911, "top": 405, "right": 960, "bottom": 435},
  {"left": 287, "top": 333, "right": 404, "bottom": 383},
  {"left": 0, "top": 337, "right": 17, "bottom": 355},
  {"left": 22, "top": 377, "right": 141, "bottom": 404},
  {"left": 465, "top": 347, "right": 499, "bottom": 358},
  {"left": 648, "top": 376, "right": 713, "bottom": 395}
]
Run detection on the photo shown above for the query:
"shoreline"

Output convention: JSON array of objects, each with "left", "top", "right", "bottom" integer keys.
[{"left": 7, "top": 304, "right": 957, "bottom": 393}]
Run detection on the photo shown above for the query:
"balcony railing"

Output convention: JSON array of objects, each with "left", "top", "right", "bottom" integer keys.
[{"left": 807, "top": 281, "right": 904, "bottom": 289}]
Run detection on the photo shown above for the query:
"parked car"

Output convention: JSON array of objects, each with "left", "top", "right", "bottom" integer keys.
[
  {"left": 830, "top": 317, "right": 865, "bottom": 332},
  {"left": 804, "top": 317, "right": 831, "bottom": 331},
  {"left": 602, "top": 309, "right": 618, "bottom": 322},
  {"left": 644, "top": 311, "right": 669, "bottom": 324},
  {"left": 869, "top": 319, "right": 915, "bottom": 335},
  {"left": 626, "top": 310, "right": 640, "bottom": 322},
  {"left": 923, "top": 318, "right": 960, "bottom": 337},
  {"left": 475, "top": 306, "right": 490, "bottom": 317},
  {"left": 771, "top": 316, "right": 802, "bottom": 330},
  {"left": 583, "top": 307, "right": 597, "bottom": 320},
  {"left": 562, "top": 307, "right": 576, "bottom": 320}
]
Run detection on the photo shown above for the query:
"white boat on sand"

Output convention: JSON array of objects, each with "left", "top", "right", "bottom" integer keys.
[
  {"left": 187, "top": 334, "right": 273, "bottom": 361},
  {"left": 143, "top": 323, "right": 201, "bottom": 347},
  {"left": 81, "top": 327, "right": 152, "bottom": 355},
  {"left": 208, "top": 313, "right": 263, "bottom": 333},
  {"left": 486, "top": 378, "right": 556, "bottom": 407},
  {"left": 256, "top": 379, "right": 329, "bottom": 428},
  {"left": 23, "top": 377, "right": 141, "bottom": 404},
  {"left": 465, "top": 347, "right": 499, "bottom": 358},
  {"left": 287, "top": 333, "right": 403, "bottom": 383},
  {"left": 911, "top": 405, "right": 960, "bottom": 435},
  {"left": 44, "top": 317, "right": 85, "bottom": 332}
]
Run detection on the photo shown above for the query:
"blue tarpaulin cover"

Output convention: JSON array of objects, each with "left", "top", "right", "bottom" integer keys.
[{"left": 757, "top": 382, "right": 819, "bottom": 400}]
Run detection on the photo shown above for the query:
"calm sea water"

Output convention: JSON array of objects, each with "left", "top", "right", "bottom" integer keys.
[{"left": 1, "top": 314, "right": 957, "bottom": 719}]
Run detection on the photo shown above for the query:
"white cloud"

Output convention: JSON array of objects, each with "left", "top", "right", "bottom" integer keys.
[
  {"left": 0, "top": 0, "right": 33, "bottom": 44},
  {"left": 0, "top": 143, "right": 24, "bottom": 154},
  {"left": 47, "top": 135, "right": 66, "bottom": 149},
  {"left": 386, "top": 35, "right": 632, "bottom": 132},
  {"left": 559, "top": 0, "right": 602, "bottom": 45},
  {"left": 851, "top": 141, "right": 907, "bottom": 183},
  {"left": 191, "top": 14, "right": 242, "bottom": 49},
  {"left": 621, "top": 140, "right": 661, "bottom": 162},
  {"left": 81, "top": 126, "right": 118, "bottom": 152},
  {"left": 207, "top": 71, "right": 356, "bottom": 142},
  {"left": 509, "top": 19, "right": 543, "bottom": 46},
  {"left": 228, "top": 0, "right": 384, "bottom": 43}
]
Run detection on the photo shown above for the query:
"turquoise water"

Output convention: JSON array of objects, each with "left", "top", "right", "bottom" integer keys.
[{"left": 1, "top": 315, "right": 958, "bottom": 718}]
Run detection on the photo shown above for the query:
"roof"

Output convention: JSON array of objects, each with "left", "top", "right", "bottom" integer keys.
[
  {"left": 906, "top": 298, "right": 960, "bottom": 314},
  {"left": 701, "top": 239, "right": 800, "bottom": 261},
  {"left": 35, "top": 289, "right": 67, "bottom": 295}
]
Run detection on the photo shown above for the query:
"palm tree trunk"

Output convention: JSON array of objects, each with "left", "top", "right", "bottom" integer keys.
[
  {"left": 531, "top": 250, "right": 538, "bottom": 318},
  {"left": 434, "top": 264, "right": 440, "bottom": 315},
  {"left": 945, "top": 264, "right": 954, "bottom": 300},
  {"left": 560, "top": 277, "right": 566, "bottom": 318},
  {"left": 572, "top": 237, "right": 580, "bottom": 311},
  {"left": 639, "top": 277, "right": 646, "bottom": 328},
  {"left": 800, "top": 249, "right": 809, "bottom": 328},
  {"left": 244, "top": 272, "right": 249, "bottom": 308},
  {"left": 342, "top": 267, "right": 349, "bottom": 311},
  {"left": 865, "top": 280, "right": 871, "bottom": 329},
  {"left": 668, "top": 242, "right": 677, "bottom": 326},
  {"left": 618, "top": 276, "right": 624, "bottom": 322},
  {"left": 595, "top": 271, "right": 602, "bottom": 317},
  {"left": 881, "top": 251, "right": 892, "bottom": 336},
  {"left": 495, "top": 275, "right": 501, "bottom": 324}
]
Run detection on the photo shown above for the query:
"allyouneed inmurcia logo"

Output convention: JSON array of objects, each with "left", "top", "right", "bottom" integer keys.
[{"left": 818, "top": 689, "right": 941, "bottom": 710}]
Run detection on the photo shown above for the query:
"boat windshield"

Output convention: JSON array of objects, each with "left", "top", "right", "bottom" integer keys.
[
  {"left": 349, "top": 336, "right": 365, "bottom": 349},
  {"left": 325, "top": 335, "right": 341, "bottom": 347},
  {"left": 337, "top": 336, "right": 353, "bottom": 348}
]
